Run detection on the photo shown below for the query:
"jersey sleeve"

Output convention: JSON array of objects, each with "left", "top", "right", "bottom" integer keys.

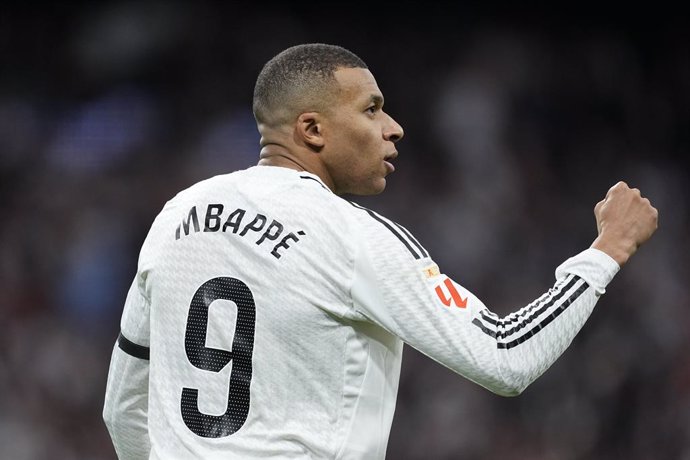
[
  {"left": 349, "top": 207, "right": 620, "bottom": 396},
  {"left": 103, "top": 274, "right": 152, "bottom": 459}
]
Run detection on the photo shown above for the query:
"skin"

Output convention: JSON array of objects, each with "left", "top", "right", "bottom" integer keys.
[
  {"left": 257, "top": 67, "right": 403, "bottom": 195},
  {"left": 257, "top": 66, "right": 658, "bottom": 266},
  {"left": 591, "top": 181, "right": 658, "bottom": 266}
]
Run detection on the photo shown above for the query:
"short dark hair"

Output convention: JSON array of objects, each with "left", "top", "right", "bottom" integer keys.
[{"left": 253, "top": 43, "right": 367, "bottom": 126}]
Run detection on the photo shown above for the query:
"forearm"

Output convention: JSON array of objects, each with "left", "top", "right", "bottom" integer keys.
[
  {"left": 478, "top": 179, "right": 658, "bottom": 393},
  {"left": 472, "top": 276, "right": 598, "bottom": 395},
  {"left": 350, "top": 213, "right": 622, "bottom": 398},
  {"left": 468, "top": 248, "right": 619, "bottom": 395}
]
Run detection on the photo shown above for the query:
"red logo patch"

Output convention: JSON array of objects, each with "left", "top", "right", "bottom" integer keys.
[{"left": 435, "top": 278, "right": 468, "bottom": 308}]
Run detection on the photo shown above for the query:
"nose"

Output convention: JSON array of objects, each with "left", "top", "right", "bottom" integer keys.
[{"left": 383, "top": 113, "right": 404, "bottom": 143}]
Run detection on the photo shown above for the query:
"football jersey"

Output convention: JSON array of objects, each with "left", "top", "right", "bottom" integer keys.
[{"left": 103, "top": 165, "right": 619, "bottom": 459}]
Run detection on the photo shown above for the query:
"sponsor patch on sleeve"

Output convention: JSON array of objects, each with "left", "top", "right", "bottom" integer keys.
[{"left": 422, "top": 263, "right": 441, "bottom": 278}]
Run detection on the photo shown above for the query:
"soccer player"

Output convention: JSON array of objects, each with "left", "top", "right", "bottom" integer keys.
[{"left": 103, "top": 43, "right": 658, "bottom": 459}]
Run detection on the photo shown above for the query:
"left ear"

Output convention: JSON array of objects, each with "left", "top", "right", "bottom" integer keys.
[{"left": 296, "top": 112, "right": 325, "bottom": 151}]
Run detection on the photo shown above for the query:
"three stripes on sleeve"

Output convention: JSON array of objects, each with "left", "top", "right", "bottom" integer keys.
[{"left": 471, "top": 274, "right": 590, "bottom": 350}]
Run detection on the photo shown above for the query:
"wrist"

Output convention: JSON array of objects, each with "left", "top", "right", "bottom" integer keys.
[{"left": 590, "top": 235, "right": 633, "bottom": 267}]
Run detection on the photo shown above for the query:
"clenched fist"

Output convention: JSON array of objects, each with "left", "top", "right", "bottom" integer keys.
[{"left": 591, "top": 181, "right": 658, "bottom": 266}]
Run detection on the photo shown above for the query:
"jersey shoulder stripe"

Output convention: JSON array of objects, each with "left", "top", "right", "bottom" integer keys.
[
  {"left": 389, "top": 219, "right": 429, "bottom": 258},
  {"left": 117, "top": 332, "right": 150, "bottom": 360},
  {"left": 348, "top": 201, "right": 429, "bottom": 260}
]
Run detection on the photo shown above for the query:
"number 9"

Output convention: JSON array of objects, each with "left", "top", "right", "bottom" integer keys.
[{"left": 181, "top": 277, "right": 256, "bottom": 438}]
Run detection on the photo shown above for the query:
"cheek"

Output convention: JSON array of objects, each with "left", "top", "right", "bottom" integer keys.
[
  {"left": 331, "top": 121, "right": 382, "bottom": 176},
  {"left": 349, "top": 127, "right": 381, "bottom": 159},
  {"left": 349, "top": 139, "right": 380, "bottom": 174}
]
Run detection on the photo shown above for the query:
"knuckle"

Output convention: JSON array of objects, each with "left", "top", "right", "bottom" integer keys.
[{"left": 610, "top": 181, "right": 628, "bottom": 194}]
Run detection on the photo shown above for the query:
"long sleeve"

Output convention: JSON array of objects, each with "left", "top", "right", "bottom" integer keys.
[
  {"left": 349, "top": 205, "right": 620, "bottom": 396},
  {"left": 103, "top": 276, "right": 151, "bottom": 459},
  {"left": 464, "top": 248, "right": 619, "bottom": 394}
]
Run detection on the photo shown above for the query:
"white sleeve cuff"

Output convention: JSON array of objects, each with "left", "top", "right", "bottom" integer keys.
[{"left": 555, "top": 248, "right": 620, "bottom": 295}]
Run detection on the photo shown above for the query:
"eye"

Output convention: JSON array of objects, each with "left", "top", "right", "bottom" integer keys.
[{"left": 365, "top": 105, "right": 378, "bottom": 115}]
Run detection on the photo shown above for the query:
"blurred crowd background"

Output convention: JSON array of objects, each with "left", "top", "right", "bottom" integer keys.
[{"left": 1, "top": 2, "right": 688, "bottom": 459}]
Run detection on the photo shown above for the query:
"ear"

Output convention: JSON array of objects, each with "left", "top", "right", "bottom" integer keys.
[{"left": 296, "top": 112, "right": 325, "bottom": 150}]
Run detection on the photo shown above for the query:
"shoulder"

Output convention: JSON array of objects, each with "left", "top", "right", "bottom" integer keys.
[{"left": 347, "top": 201, "right": 430, "bottom": 262}]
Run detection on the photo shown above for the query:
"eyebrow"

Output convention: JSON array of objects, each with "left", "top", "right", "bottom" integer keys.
[{"left": 369, "top": 95, "right": 384, "bottom": 106}]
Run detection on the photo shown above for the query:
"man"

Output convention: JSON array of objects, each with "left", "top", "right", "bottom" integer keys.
[{"left": 103, "top": 43, "right": 658, "bottom": 459}]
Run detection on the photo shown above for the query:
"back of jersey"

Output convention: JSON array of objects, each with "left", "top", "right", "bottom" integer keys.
[{"left": 139, "top": 166, "right": 359, "bottom": 459}]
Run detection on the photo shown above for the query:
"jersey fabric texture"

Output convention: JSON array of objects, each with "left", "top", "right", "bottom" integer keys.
[{"left": 103, "top": 165, "right": 620, "bottom": 459}]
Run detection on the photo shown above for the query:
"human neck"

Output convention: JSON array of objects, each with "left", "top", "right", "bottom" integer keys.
[
  {"left": 258, "top": 144, "right": 307, "bottom": 171},
  {"left": 257, "top": 144, "right": 336, "bottom": 192}
]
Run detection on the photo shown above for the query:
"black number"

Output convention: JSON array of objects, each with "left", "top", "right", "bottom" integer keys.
[{"left": 181, "top": 277, "right": 256, "bottom": 438}]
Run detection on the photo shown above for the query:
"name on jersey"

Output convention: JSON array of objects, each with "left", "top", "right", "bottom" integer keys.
[{"left": 175, "top": 204, "right": 305, "bottom": 259}]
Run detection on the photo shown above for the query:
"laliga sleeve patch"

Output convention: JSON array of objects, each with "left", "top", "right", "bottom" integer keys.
[{"left": 434, "top": 277, "right": 468, "bottom": 309}]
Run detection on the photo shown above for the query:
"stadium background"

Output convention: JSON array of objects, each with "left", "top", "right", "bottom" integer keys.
[{"left": 1, "top": 3, "right": 688, "bottom": 459}]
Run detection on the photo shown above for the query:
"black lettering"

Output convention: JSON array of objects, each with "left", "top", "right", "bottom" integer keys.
[
  {"left": 240, "top": 214, "right": 267, "bottom": 236},
  {"left": 256, "top": 220, "right": 284, "bottom": 245},
  {"left": 222, "top": 209, "right": 246, "bottom": 234},
  {"left": 271, "top": 231, "right": 305, "bottom": 259},
  {"left": 179, "top": 206, "right": 200, "bottom": 239},
  {"left": 204, "top": 204, "right": 224, "bottom": 232},
  {"left": 174, "top": 204, "right": 302, "bottom": 261}
]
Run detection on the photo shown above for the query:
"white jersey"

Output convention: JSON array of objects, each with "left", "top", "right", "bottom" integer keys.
[{"left": 103, "top": 165, "right": 619, "bottom": 459}]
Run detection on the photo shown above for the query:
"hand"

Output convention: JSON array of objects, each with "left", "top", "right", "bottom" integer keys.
[{"left": 591, "top": 181, "right": 658, "bottom": 266}]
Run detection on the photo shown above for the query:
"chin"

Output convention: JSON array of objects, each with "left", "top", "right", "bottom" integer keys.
[
  {"left": 352, "top": 179, "right": 386, "bottom": 196},
  {"left": 337, "top": 175, "right": 388, "bottom": 196}
]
